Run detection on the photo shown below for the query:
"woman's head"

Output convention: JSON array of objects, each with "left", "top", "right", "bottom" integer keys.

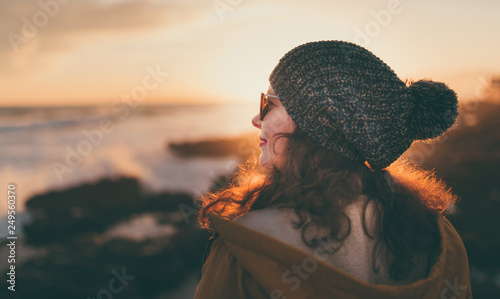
[
  {"left": 199, "top": 40, "right": 460, "bottom": 281},
  {"left": 264, "top": 40, "right": 458, "bottom": 170}
]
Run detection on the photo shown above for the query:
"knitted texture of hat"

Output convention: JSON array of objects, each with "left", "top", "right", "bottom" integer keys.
[{"left": 269, "top": 40, "right": 458, "bottom": 170}]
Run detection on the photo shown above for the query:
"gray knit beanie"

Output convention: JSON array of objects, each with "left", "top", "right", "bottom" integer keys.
[{"left": 269, "top": 40, "right": 458, "bottom": 170}]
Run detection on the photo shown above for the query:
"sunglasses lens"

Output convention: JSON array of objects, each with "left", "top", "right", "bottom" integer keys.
[{"left": 260, "top": 93, "right": 268, "bottom": 120}]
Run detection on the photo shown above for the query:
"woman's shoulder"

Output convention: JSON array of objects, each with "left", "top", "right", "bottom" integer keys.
[
  {"left": 233, "top": 206, "right": 309, "bottom": 249},
  {"left": 233, "top": 205, "right": 298, "bottom": 232}
]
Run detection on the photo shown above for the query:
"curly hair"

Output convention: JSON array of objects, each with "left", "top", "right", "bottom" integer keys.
[{"left": 197, "top": 128, "right": 457, "bottom": 281}]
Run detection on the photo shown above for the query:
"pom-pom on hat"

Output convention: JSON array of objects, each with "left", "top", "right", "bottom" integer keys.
[{"left": 269, "top": 40, "right": 458, "bottom": 170}]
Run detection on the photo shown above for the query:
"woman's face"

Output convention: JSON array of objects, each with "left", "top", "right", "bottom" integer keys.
[{"left": 251, "top": 85, "right": 296, "bottom": 169}]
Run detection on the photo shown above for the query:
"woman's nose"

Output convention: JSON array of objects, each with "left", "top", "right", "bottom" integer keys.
[{"left": 251, "top": 113, "right": 261, "bottom": 129}]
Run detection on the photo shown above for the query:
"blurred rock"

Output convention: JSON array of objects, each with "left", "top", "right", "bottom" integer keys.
[
  {"left": 0, "top": 177, "right": 210, "bottom": 298},
  {"left": 22, "top": 177, "right": 196, "bottom": 245},
  {"left": 168, "top": 131, "right": 260, "bottom": 161}
]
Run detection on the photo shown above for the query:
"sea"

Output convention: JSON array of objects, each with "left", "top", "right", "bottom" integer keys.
[{"left": 0, "top": 103, "right": 259, "bottom": 236}]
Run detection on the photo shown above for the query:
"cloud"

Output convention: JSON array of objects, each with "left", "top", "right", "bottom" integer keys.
[{"left": 0, "top": 0, "right": 207, "bottom": 73}]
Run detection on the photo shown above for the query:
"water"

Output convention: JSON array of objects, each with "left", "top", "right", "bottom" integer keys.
[{"left": 0, "top": 103, "right": 259, "bottom": 218}]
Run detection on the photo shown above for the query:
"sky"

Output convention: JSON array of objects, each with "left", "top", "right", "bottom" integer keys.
[{"left": 1, "top": 0, "right": 500, "bottom": 106}]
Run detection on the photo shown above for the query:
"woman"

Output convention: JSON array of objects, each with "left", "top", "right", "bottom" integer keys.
[{"left": 194, "top": 40, "right": 472, "bottom": 298}]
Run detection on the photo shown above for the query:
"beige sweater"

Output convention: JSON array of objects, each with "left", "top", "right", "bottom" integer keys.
[
  {"left": 233, "top": 197, "right": 430, "bottom": 285},
  {"left": 194, "top": 209, "right": 472, "bottom": 298}
]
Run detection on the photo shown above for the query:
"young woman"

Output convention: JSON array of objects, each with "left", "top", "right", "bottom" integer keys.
[{"left": 194, "top": 40, "right": 472, "bottom": 299}]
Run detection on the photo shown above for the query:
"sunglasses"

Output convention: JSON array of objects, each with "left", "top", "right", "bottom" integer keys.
[{"left": 260, "top": 92, "right": 280, "bottom": 120}]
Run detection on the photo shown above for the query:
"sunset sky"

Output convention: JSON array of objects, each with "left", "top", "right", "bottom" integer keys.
[{"left": 1, "top": 0, "right": 500, "bottom": 106}]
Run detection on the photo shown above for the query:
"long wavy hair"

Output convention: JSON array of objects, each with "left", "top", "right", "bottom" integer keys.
[{"left": 197, "top": 127, "right": 457, "bottom": 281}]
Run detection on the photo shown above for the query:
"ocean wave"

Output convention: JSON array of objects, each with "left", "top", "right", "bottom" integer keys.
[{"left": 0, "top": 106, "right": 112, "bottom": 132}]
